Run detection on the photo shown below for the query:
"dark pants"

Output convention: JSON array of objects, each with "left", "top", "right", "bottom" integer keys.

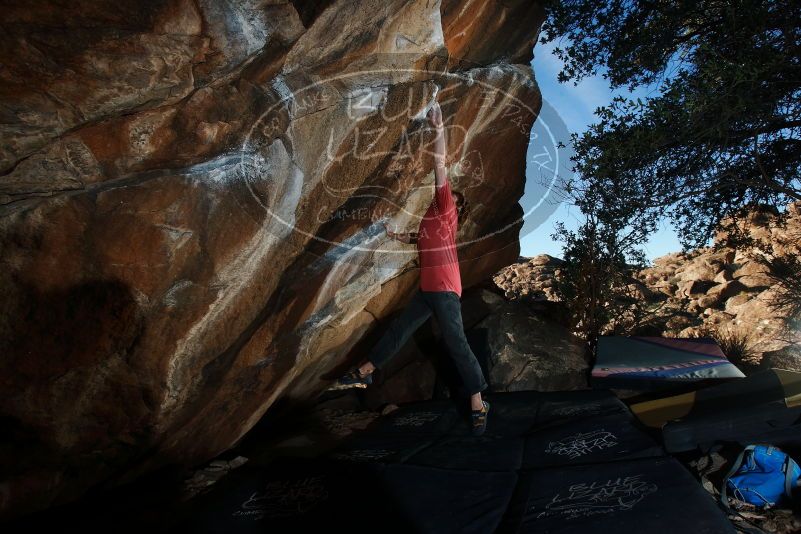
[{"left": 367, "top": 289, "right": 488, "bottom": 396}]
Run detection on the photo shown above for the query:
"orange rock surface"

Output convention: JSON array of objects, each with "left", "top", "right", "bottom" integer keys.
[{"left": 0, "top": 0, "right": 545, "bottom": 519}]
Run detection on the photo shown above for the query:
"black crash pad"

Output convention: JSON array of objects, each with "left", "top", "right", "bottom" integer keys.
[
  {"left": 502, "top": 457, "right": 736, "bottom": 533},
  {"left": 383, "top": 463, "right": 518, "bottom": 534},
  {"left": 481, "top": 390, "right": 541, "bottom": 436},
  {"left": 323, "top": 431, "right": 435, "bottom": 464},
  {"left": 368, "top": 399, "right": 461, "bottom": 436},
  {"left": 177, "top": 457, "right": 412, "bottom": 534},
  {"left": 178, "top": 390, "right": 738, "bottom": 534},
  {"left": 405, "top": 433, "right": 524, "bottom": 472},
  {"left": 523, "top": 413, "right": 665, "bottom": 469},
  {"left": 663, "top": 402, "right": 801, "bottom": 453},
  {"left": 535, "top": 390, "right": 630, "bottom": 429}
]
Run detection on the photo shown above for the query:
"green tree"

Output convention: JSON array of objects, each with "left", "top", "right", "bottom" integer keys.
[
  {"left": 552, "top": 184, "right": 657, "bottom": 346},
  {"left": 545, "top": 0, "right": 801, "bottom": 342},
  {"left": 542, "top": 0, "right": 801, "bottom": 247}
]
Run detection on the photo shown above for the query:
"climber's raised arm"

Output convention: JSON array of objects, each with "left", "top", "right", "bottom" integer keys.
[{"left": 427, "top": 101, "right": 447, "bottom": 188}]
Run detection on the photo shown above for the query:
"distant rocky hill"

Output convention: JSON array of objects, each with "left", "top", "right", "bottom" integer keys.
[{"left": 494, "top": 202, "right": 801, "bottom": 371}]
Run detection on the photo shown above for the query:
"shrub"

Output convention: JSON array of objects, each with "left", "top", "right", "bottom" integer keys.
[{"left": 692, "top": 324, "right": 757, "bottom": 367}]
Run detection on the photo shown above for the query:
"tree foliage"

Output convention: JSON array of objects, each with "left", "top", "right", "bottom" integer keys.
[
  {"left": 551, "top": 189, "right": 657, "bottom": 345},
  {"left": 544, "top": 0, "right": 801, "bottom": 344},
  {"left": 542, "top": 0, "right": 801, "bottom": 248}
]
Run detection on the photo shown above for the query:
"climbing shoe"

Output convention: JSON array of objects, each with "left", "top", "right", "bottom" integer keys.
[
  {"left": 329, "top": 367, "right": 374, "bottom": 391},
  {"left": 471, "top": 400, "right": 490, "bottom": 436}
]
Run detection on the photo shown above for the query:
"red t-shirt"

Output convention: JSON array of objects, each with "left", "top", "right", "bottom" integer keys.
[{"left": 417, "top": 180, "right": 462, "bottom": 296}]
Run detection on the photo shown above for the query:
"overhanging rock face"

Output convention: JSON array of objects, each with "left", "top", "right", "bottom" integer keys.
[{"left": 0, "top": 0, "right": 544, "bottom": 518}]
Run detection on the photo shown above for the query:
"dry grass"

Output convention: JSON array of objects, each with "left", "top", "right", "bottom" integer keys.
[{"left": 692, "top": 324, "right": 758, "bottom": 367}]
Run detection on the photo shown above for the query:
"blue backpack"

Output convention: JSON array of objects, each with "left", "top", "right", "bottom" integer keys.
[{"left": 721, "top": 444, "right": 801, "bottom": 509}]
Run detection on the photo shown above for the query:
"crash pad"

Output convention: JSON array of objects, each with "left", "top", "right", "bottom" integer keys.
[
  {"left": 592, "top": 336, "right": 744, "bottom": 391},
  {"left": 368, "top": 398, "right": 460, "bottom": 436},
  {"left": 523, "top": 413, "right": 665, "bottom": 469},
  {"left": 481, "top": 390, "right": 541, "bottom": 436},
  {"left": 632, "top": 368, "right": 801, "bottom": 428},
  {"left": 177, "top": 390, "right": 739, "bottom": 534},
  {"left": 535, "top": 390, "right": 630, "bottom": 428},
  {"left": 324, "top": 431, "right": 436, "bottom": 464},
  {"left": 178, "top": 457, "right": 409, "bottom": 533},
  {"left": 501, "top": 457, "right": 736, "bottom": 533},
  {"left": 405, "top": 433, "right": 524, "bottom": 471},
  {"left": 383, "top": 463, "right": 518, "bottom": 534},
  {"left": 629, "top": 368, "right": 801, "bottom": 453}
]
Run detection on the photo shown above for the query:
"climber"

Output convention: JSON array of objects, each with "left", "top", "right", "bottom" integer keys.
[{"left": 331, "top": 100, "right": 491, "bottom": 436}]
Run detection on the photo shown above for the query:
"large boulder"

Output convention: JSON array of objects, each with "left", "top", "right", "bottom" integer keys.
[
  {"left": 676, "top": 257, "right": 721, "bottom": 283},
  {"left": 0, "top": 0, "right": 546, "bottom": 519},
  {"left": 492, "top": 254, "right": 563, "bottom": 302},
  {"left": 698, "top": 280, "right": 745, "bottom": 308},
  {"left": 679, "top": 279, "right": 716, "bottom": 298},
  {"left": 477, "top": 299, "right": 590, "bottom": 392}
]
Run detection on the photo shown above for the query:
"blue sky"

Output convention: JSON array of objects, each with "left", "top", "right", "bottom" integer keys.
[{"left": 518, "top": 40, "right": 682, "bottom": 262}]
